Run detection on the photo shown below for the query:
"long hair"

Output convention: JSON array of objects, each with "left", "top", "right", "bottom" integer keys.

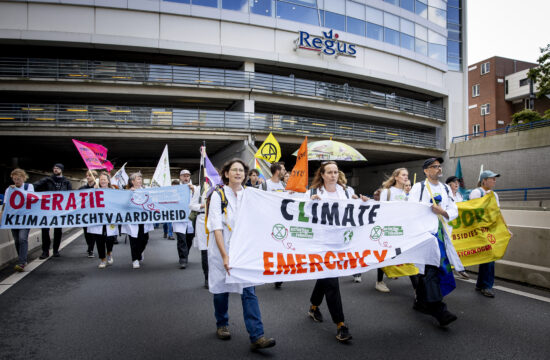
[
  {"left": 381, "top": 168, "right": 408, "bottom": 189},
  {"left": 97, "top": 171, "right": 112, "bottom": 189},
  {"left": 311, "top": 161, "right": 344, "bottom": 189},
  {"left": 221, "top": 158, "right": 249, "bottom": 186}
]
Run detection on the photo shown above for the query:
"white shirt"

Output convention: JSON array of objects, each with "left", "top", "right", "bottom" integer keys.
[
  {"left": 470, "top": 187, "right": 500, "bottom": 207},
  {"left": 265, "top": 179, "right": 285, "bottom": 192},
  {"left": 4, "top": 183, "right": 34, "bottom": 203},
  {"left": 449, "top": 188, "right": 464, "bottom": 203},
  {"left": 380, "top": 186, "right": 407, "bottom": 202}
]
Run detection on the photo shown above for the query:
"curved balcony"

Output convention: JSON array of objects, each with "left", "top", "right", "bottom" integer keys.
[
  {"left": 0, "top": 58, "right": 446, "bottom": 121},
  {"left": 0, "top": 104, "right": 440, "bottom": 149}
]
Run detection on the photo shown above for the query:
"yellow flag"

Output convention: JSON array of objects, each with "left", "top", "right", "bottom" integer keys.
[{"left": 255, "top": 132, "right": 281, "bottom": 163}]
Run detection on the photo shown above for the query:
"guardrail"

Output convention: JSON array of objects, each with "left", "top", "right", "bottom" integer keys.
[
  {"left": 452, "top": 119, "right": 550, "bottom": 143},
  {"left": 496, "top": 187, "right": 550, "bottom": 201},
  {"left": 0, "top": 57, "right": 446, "bottom": 121},
  {"left": 0, "top": 103, "right": 440, "bottom": 149}
]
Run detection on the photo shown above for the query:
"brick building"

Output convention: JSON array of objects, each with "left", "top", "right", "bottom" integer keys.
[{"left": 468, "top": 56, "right": 538, "bottom": 134}]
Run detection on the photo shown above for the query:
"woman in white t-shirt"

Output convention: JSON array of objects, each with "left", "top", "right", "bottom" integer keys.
[{"left": 375, "top": 168, "right": 409, "bottom": 292}]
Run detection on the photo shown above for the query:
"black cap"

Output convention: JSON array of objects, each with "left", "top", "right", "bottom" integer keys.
[
  {"left": 422, "top": 157, "right": 444, "bottom": 169},
  {"left": 53, "top": 163, "right": 64, "bottom": 171},
  {"left": 445, "top": 176, "right": 458, "bottom": 184}
]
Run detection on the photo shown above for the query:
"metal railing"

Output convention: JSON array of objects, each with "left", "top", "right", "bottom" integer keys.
[
  {"left": 0, "top": 57, "right": 446, "bottom": 120},
  {"left": 0, "top": 104, "right": 440, "bottom": 149},
  {"left": 452, "top": 118, "right": 550, "bottom": 143},
  {"left": 496, "top": 187, "right": 550, "bottom": 201}
]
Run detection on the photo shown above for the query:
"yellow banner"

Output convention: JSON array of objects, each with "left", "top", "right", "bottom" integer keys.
[
  {"left": 449, "top": 192, "right": 511, "bottom": 267},
  {"left": 383, "top": 192, "right": 511, "bottom": 277},
  {"left": 254, "top": 132, "right": 281, "bottom": 163}
]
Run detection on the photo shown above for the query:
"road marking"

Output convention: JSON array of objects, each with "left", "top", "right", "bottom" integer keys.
[
  {"left": 457, "top": 278, "right": 550, "bottom": 303},
  {"left": 0, "top": 230, "right": 83, "bottom": 296}
]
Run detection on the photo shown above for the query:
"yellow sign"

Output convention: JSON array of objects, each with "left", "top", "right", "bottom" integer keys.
[
  {"left": 382, "top": 264, "right": 419, "bottom": 278},
  {"left": 255, "top": 132, "right": 281, "bottom": 163}
]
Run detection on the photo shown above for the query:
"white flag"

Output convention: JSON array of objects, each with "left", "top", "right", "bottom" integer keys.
[
  {"left": 151, "top": 145, "right": 171, "bottom": 187},
  {"left": 111, "top": 162, "right": 129, "bottom": 188}
]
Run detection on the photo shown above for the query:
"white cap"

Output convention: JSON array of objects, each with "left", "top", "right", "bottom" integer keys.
[{"left": 180, "top": 170, "right": 191, "bottom": 175}]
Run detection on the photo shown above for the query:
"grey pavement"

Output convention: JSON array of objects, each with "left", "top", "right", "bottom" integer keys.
[{"left": 1, "top": 229, "right": 549, "bottom": 360}]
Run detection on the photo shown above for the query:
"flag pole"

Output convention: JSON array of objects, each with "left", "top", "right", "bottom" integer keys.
[{"left": 198, "top": 141, "right": 205, "bottom": 203}]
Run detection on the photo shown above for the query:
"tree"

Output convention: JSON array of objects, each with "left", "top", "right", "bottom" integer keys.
[
  {"left": 527, "top": 43, "right": 550, "bottom": 98},
  {"left": 511, "top": 109, "right": 542, "bottom": 125}
]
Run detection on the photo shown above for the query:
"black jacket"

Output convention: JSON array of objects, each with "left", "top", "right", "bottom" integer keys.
[{"left": 34, "top": 175, "right": 72, "bottom": 192}]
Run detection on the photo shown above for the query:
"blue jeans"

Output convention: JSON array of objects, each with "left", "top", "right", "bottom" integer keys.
[
  {"left": 476, "top": 261, "right": 495, "bottom": 289},
  {"left": 11, "top": 229, "right": 30, "bottom": 266},
  {"left": 163, "top": 223, "right": 173, "bottom": 237},
  {"left": 213, "top": 287, "right": 264, "bottom": 343}
]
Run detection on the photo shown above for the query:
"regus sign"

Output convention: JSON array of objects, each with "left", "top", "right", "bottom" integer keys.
[{"left": 295, "top": 29, "right": 357, "bottom": 58}]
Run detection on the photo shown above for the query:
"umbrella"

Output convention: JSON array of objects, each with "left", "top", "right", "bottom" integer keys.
[{"left": 292, "top": 140, "right": 367, "bottom": 161}]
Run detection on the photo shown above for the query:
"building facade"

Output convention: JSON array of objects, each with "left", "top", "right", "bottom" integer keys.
[{"left": 0, "top": 0, "right": 467, "bottom": 193}]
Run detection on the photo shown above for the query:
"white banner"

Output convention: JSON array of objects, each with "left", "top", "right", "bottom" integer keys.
[
  {"left": 111, "top": 162, "right": 129, "bottom": 188},
  {"left": 151, "top": 145, "right": 171, "bottom": 187},
  {"left": 226, "top": 189, "right": 441, "bottom": 284}
]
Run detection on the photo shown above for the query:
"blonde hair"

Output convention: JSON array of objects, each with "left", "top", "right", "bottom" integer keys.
[
  {"left": 338, "top": 171, "right": 348, "bottom": 187},
  {"left": 98, "top": 171, "right": 112, "bottom": 188},
  {"left": 11, "top": 168, "right": 29, "bottom": 181},
  {"left": 381, "top": 168, "right": 408, "bottom": 189}
]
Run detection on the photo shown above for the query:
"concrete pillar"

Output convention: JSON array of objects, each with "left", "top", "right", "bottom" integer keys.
[
  {"left": 241, "top": 61, "right": 255, "bottom": 73},
  {"left": 233, "top": 99, "right": 255, "bottom": 113}
]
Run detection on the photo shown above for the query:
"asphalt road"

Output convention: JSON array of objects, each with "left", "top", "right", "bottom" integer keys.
[{"left": 1, "top": 229, "right": 549, "bottom": 360}]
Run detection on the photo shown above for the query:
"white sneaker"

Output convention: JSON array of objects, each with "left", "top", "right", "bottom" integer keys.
[
  {"left": 375, "top": 281, "right": 390, "bottom": 293},
  {"left": 353, "top": 275, "right": 362, "bottom": 283},
  {"left": 98, "top": 261, "right": 107, "bottom": 269},
  {"left": 107, "top": 255, "right": 114, "bottom": 265},
  {"left": 132, "top": 260, "right": 140, "bottom": 269}
]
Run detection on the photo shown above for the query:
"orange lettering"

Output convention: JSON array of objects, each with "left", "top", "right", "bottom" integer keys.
[
  {"left": 263, "top": 252, "right": 274, "bottom": 275},
  {"left": 324, "top": 251, "right": 336, "bottom": 270},
  {"left": 337, "top": 252, "right": 347, "bottom": 270},
  {"left": 276, "top": 253, "right": 297, "bottom": 274},
  {"left": 359, "top": 250, "right": 371, "bottom": 267},
  {"left": 346, "top": 252, "right": 360, "bottom": 269},
  {"left": 373, "top": 249, "right": 388, "bottom": 263},
  {"left": 295, "top": 254, "right": 307, "bottom": 274},
  {"left": 309, "top": 254, "right": 324, "bottom": 272}
]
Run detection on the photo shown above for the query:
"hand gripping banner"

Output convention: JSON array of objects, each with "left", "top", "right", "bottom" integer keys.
[{"left": 226, "top": 189, "right": 444, "bottom": 284}]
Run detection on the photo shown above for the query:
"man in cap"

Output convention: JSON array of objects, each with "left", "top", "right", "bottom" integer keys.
[
  {"left": 34, "top": 163, "right": 72, "bottom": 258},
  {"left": 409, "top": 157, "right": 459, "bottom": 327},
  {"left": 172, "top": 170, "right": 198, "bottom": 268},
  {"left": 469, "top": 170, "right": 502, "bottom": 297}
]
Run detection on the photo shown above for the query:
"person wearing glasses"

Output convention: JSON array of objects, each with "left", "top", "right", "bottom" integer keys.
[
  {"left": 408, "top": 157, "right": 459, "bottom": 327},
  {"left": 207, "top": 159, "right": 275, "bottom": 350}
]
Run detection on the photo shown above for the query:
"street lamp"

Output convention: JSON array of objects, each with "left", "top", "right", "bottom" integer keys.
[{"left": 483, "top": 113, "right": 486, "bottom": 137}]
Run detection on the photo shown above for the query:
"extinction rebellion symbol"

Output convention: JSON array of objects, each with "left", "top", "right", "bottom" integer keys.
[
  {"left": 271, "top": 224, "right": 295, "bottom": 251},
  {"left": 487, "top": 233, "right": 496, "bottom": 244},
  {"left": 260, "top": 143, "right": 279, "bottom": 163}
]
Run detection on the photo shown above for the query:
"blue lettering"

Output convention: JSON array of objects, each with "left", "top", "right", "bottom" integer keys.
[
  {"left": 299, "top": 31, "right": 311, "bottom": 47},
  {"left": 337, "top": 41, "right": 347, "bottom": 53},
  {"left": 312, "top": 37, "right": 323, "bottom": 49},
  {"left": 348, "top": 44, "right": 357, "bottom": 55},
  {"left": 324, "top": 40, "right": 336, "bottom": 55}
]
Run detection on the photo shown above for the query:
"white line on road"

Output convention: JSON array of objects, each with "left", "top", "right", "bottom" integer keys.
[
  {"left": 0, "top": 230, "right": 83, "bottom": 296},
  {"left": 457, "top": 278, "right": 550, "bottom": 303}
]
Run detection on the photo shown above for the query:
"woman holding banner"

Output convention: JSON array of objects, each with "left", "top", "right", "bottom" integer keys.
[
  {"left": 87, "top": 172, "right": 118, "bottom": 269},
  {"left": 122, "top": 172, "right": 154, "bottom": 269},
  {"left": 307, "top": 161, "right": 369, "bottom": 343},
  {"left": 207, "top": 159, "right": 276, "bottom": 350}
]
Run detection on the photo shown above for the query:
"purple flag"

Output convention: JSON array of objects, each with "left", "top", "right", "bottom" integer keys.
[{"left": 201, "top": 146, "right": 223, "bottom": 197}]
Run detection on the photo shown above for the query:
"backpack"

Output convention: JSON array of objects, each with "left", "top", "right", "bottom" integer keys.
[
  {"left": 23, "top": 183, "right": 29, "bottom": 191},
  {"left": 419, "top": 180, "right": 449, "bottom": 202},
  {"left": 311, "top": 187, "right": 350, "bottom": 199},
  {"left": 204, "top": 184, "right": 246, "bottom": 246}
]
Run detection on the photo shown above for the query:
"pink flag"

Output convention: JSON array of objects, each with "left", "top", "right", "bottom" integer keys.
[{"left": 72, "top": 139, "right": 114, "bottom": 171}]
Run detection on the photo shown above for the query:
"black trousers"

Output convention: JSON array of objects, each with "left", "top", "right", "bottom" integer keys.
[
  {"left": 377, "top": 268, "right": 384, "bottom": 282},
  {"left": 175, "top": 232, "right": 189, "bottom": 260},
  {"left": 186, "top": 232, "right": 194, "bottom": 253},
  {"left": 416, "top": 265, "right": 447, "bottom": 314},
  {"left": 94, "top": 233, "right": 115, "bottom": 259},
  {"left": 41, "top": 228, "right": 62, "bottom": 253},
  {"left": 201, "top": 250, "right": 208, "bottom": 280},
  {"left": 310, "top": 277, "right": 345, "bottom": 324},
  {"left": 83, "top": 228, "right": 95, "bottom": 253},
  {"left": 129, "top": 225, "right": 149, "bottom": 261}
]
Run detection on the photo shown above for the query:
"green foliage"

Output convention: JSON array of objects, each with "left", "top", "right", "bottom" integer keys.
[
  {"left": 544, "top": 109, "right": 550, "bottom": 120},
  {"left": 511, "top": 109, "right": 542, "bottom": 125},
  {"left": 527, "top": 43, "right": 550, "bottom": 98}
]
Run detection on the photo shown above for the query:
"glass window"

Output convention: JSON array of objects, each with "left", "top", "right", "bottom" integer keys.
[
  {"left": 447, "top": 40, "right": 460, "bottom": 58},
  {"left": 447, "top": 57, "right": 461, "bottom": 71},
  {"left": 400, "top": 18, "right": 414, "bottom": 36},
  {"left": 415, "top": 1, "right": 427, "bottom": 18},
  {"left": 415, "top": 24, "right": 427, "bottom": 41},
  {"left": 428, "top": 29, "right": 445, "bottom": 45},
  {"left": 193, "top": 0, "right": 218, "bottom": 7},
  {"left": 347, "top": 17, "right": 366, "bottom": 36},
  {"left": 276, "top": 1, "right": 319, "bottom": 26},
  {"left": 324, "top": 11, "right": 346, "bottom": 31},
  {"left": 428, "top": 43, "right": 446, "bottom": 62},
  {"left": 366, "top": 22, "right": 383, "bottom": 41},
  {"left": 346, "top": 1, "right": 365, "bottom": 20},
  {"left": 284, "top": 0, "right": 317, "bottom": 6},
  {"left": 415, "top": 38, "right": 427, "bottom": 55},
  {"left": 448, "top": 0, "right": 460, "bottom": 7},
  {"left": 251, "top": 0, "right": 274, "bottom": 16},
  {"left": 222, "top": 0, "right": 247, "bottom": 11},
  {"left": 428, "top": 0, "right": 446, "bottom": 10},
  {"left": 400, "top": 0, "right": 414, "bottom": 12},
  {"left": 166, "top": 0, "right": 190, "bottom": 3},
  {"left": 428, "top": 6, "right": 446, "bottom": 27},
  {"left": 417, "top": 0, "right": 427, "bottom": 3},
  {"left": 448, "top": 29, "right": 460, "bottom": 41},
  {"left": 366, "top": 6, "right": 383, "bottom": 26},
  {"left": 324, "top": 0, "right": 345, "bottom": 14},
  {"left": 447, "top": 6, "right": 460, "bottom": 24},
  {"left": 401, "top": 33, "right": 414, "bottom": 51},
  {"left": 384, "top": 0, "right": 398, "bottom": 5},
  {"left": 384, "top": 28, "right": 400, "bottom": 46},
  {"left": 384, "top": 12, "right": 399, "bottom": 30}
]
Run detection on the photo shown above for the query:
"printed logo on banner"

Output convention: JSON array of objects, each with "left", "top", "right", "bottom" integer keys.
[
  {"left": 290, "top": 226, "right": 313, "bottom": 239},
  {"left": 383, "top": 226, "right": 404, "bottom": 236},
  {"left": 487, "top": 233, "right": 496, "bottom": 244},
  {"left": 370, "top": 226, "right": 383, "bottom": 242},
  {"left": 130, "top": 192, "right": 160, "bottom": 213},
  {"left": 271, "top": 223, "right": 295, "bottom": 251},
  {"left": 343, "top": 230, "right": 354, "bottom": 244}
]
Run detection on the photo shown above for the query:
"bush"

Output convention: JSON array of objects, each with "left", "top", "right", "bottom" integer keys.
[{"left": 511, "top": 109, "right": 542, "bottom": 125}]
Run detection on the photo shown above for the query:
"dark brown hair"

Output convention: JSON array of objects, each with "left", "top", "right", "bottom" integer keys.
[
  {"left": 310, "top": 161, "right": 344, "bottom": 189},
  {"left": 221, "top": 159, "right": 249, "bottom": 186}
]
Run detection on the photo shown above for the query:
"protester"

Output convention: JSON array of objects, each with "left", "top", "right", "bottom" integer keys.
[
  {"left": 408, "top": 157, "right": 459, "bottom": 327},
  {"left": 404, "top": 180, "right": 412, "bottom": 195},
  {"left": 172, "top": 169, "right": 197, "bottom": 269},
  {"left": 190, "top": 181, "right": 208, "bottom": 287},
  {"left": 445, "top": 176, "right": 464, "bottom": 203},
  {"left": 283, "top": 172, "right": 290, "bottom": 186},
  {"left": 34, "top": 163, "right": 72, "bottom": 258},
  {"left": 245, "top": 169, "right": 263, "bottom": 189},
  {"left": 2, "top": 169, "right": 33, "bottom": 271},
  {"left": 372, "top": 188, "right": 382, "bottom": 201},
  {"left": 469, "top": 170, "right": 505, "bottom": 297},
  {"left": 207, "top": 159, "right": 276, "bottom": 350},
  {"left": 375, "top": 168, "right": 410, "bottom": 293},
  {"left": 262, "top": 162, "right": 286, "bottom": 192},
  {"left": 79, "top": 170, "right": 98, "bottom": 258},
  {"left": 87, "top": 172, "right": 118, "bottom": 269},
  {"left": 163, "top": 223, "right": 174, "bottom": 240},
  {"left": 307, "top": 161, "right": 369, "bottom": 343},
  {"left": 121, "top": 172, "right": 154, "bottom": 269}
]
